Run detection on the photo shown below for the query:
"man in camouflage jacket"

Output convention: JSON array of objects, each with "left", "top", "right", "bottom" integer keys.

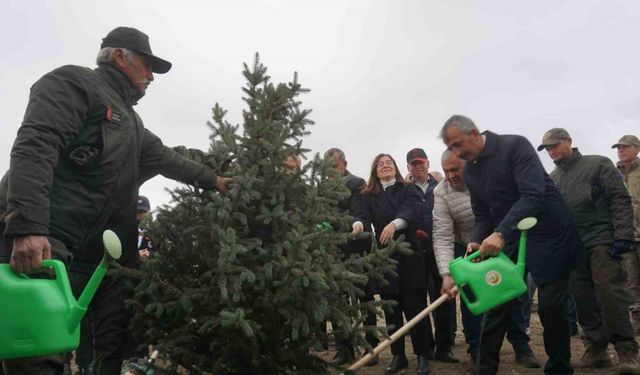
[{"left": 613, "top": 135, "right": 640, "bottom": 331}]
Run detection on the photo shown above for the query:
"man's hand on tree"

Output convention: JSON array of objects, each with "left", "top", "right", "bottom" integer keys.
[
  {"left": 10, "top": 235, "right": 51, "bottom": 273},
  {"left": 441, "top": 275, "right": 458, "bottom": 298},
  {"left": 215, "top": 176, "right": 233, "bottom": 194},
  {"left": 479, "top": 232, "right": 504, "bottom": 258}
]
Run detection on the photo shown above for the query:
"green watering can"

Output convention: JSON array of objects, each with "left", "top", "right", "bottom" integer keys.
[
  {"left": 449, "top": 217, "right": 537, "bottom": 315},
  {"left": 0, "top": 230, "right": 122, "bottom": 360}
]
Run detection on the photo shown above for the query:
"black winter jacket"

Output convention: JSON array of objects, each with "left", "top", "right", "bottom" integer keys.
[
  {"left": 352, "top": 181, "right": 427, "bottom": 294},
  {"left": 464, "top": 131, "right": 584, "bottom": 286},
  {"left": 550, "top": 148, "right": 634, "bottom": 249},
  {"left": 1, "top": 64, "right": 217, "bottom": 266}
]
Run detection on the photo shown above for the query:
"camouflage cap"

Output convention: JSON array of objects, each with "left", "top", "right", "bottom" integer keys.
[
  {"left": 537, "top": 128, "right": 571, "bottom": 151},
  {"left": 611, "top": 135, "right": 640, "bottom": 149}
]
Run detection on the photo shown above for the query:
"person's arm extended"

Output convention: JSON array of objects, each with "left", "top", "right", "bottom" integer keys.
[
  {"left": 351, "top": 192, "right": 372, "bottom": 235},
  {"left": 138, "top": 129, "right": 231, "bottom": 193}
]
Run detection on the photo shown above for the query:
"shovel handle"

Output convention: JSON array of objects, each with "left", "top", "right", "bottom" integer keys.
[{"left": 348, "top": 293, "right": 451, "bottom": 371}]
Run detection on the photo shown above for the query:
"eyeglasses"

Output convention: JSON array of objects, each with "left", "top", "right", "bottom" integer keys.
[{"left": 376, "top": 159, "right": 394, "bottom": 167}]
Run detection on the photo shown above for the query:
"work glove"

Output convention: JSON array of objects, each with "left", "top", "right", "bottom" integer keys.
[
  {"left": 416, "top": 229, "right": 429, "bottom": 240},
  {"left": 608, "top": 239, "right": 635, "bottom": 259}
]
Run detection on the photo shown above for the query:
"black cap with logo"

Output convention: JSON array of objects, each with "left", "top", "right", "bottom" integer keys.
[
  {"left": 406, "top": 148, "right": 428, "bottom": 163},
  {"left": 137, "top": 196, "right": 151, "bottom": 212},
  {"left": 101, "top": 27, "right": 172, "bottom": 74}
]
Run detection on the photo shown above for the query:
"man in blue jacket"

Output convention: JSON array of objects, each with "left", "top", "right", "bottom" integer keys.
[{"left": 440, "top": 115, "right": 584, "bottom": 375}]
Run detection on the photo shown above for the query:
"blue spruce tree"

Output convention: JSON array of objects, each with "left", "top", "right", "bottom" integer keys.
[{"left": 130, "top": 55, "right": 408, "bottom": 374}]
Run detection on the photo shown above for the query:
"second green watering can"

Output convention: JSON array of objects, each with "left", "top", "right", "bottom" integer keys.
[
  {"left": 449, "top": 217, "right": 537, "bottom": 315},
  {"left": 0, "top": 230, "right": 122, "bottom": 360}
]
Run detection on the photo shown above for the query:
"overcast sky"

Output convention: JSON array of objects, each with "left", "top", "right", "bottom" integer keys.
[{"left": 1, "top": 0, "right": 638, "bottom": 209}]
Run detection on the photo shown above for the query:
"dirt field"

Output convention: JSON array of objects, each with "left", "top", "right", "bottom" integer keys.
[{"left": 321, "top": 304, "right": 620, "bottom": 375}]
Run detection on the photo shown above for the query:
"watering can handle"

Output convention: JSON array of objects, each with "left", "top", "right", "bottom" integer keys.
[
  {"left": 42, "top": 259, "right": 66, "bottom": 276},
  {"left": 466, "top": 250, "right": 488, "bottom": 261},
  {"left": 41, "top": 259, "right": 75, "bottom": 305}
]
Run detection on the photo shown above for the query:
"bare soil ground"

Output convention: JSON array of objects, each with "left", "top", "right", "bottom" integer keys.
[
  {"left": 70, "top": 302, "right": 624, "bottom": 375},
  {"left": 321, "top": 304, "right": 621, "bottom": 375}
]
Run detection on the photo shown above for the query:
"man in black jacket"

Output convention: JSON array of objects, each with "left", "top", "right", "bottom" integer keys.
[
  {"left": 0, "top": 27, "right": 231, "bottom": 375},
  {"left": 539, "top": 128, "right": 638, "bottom": 372},
  {"left": 440, "top": 115, "right": 584, "bottom": 375},
  {"left": 406, "top": 147, "right": 458, "bottom": 364},
  {"left": 324, "top": 148, "right": 378, "bottom": 366}
]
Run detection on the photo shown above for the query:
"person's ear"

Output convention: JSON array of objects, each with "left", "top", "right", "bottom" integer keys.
[{"left": 113, "top": 48, "right": 127, "bottom": 69}]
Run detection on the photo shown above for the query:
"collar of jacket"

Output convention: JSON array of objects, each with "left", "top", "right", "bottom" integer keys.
[
  {"left": 617, "top": 157, "right": 640, "bottom": 174},
  {"left": 414, "top": 174, "right": 437, "bottom": 191},
  {"left": 427, "top": 173, "right": 438, "bottom": 188},
  {"left": 342, "top": 170, "right": 355, "bottom": 185},
  {"left": 442, "top": 178, "right": 469, "bottom": 194},
  {"left": 96, "top": 63, "right": 143, "bottom": 105},
  {"left": 474, "top": 130, "right": 499, "bottom": 163},
  {"left": 554, "top": 148, "right": 582, "bottom": 170}
]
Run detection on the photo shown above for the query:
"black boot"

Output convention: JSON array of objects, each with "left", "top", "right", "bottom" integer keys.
[
  {"left": 435, "top": 347, "right": 459, "bottom": 363},
  {"left": 416, "top": 355, "right": 430, "bottom": 375},
  {"left": 332, "top": 346, "right": 354, "bottom": 366},
  {"left": 385, "top": 354, "right": 408, "bottom": 374},
  {"left": 515, "top": 350, "right": 541, "bottom": 369}
]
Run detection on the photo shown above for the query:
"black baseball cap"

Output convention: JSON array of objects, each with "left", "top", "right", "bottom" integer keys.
[
  {"left": 407, "top": 148, "right": 428, "bottom": 163},
  {"left": 101, "top": 27, "right": 172, "bottom": 74},
  {"left": 137, "top": 196, "right": 151, "bottom": 212}
]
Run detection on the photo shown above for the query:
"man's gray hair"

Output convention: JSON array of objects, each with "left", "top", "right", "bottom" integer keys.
[
  {"left": 439, "top": 115, "right": 478, "bottom": 142},
  {"left": 324, "top": 147, "right": 346, "bottom": 161},
  {"left": 96, "top": 47, "right": 134, "bottom": 65},
  {"left": 441, "top": 149, "right": 455, "bottom": 162}
]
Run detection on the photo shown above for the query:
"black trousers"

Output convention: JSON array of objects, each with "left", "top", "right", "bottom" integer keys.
[
  {"left": 70, "top": 267, "right": 130, "bottom": 375},
  {"left": 571, "top": 244, "right": 637, "bottom": 351},
  {"left": 76, "top": 314, "right": 94, "bottom": 369},
  {"left": 476, "top": 274, "right": 572, "bottom": 375},
  {"left": 423, "top": 244, "right": 455, "bottom": 351},
  {"left": 381, "top": 289, "right": 430, "bottom": 356}
]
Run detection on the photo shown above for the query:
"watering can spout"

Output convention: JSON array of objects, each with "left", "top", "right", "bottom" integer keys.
[
  {"left": 515, "top": 217, "right": 537, "bottom": 279},
  {"left": 67, "top": 230, "right": 122, "bottom": 333}
]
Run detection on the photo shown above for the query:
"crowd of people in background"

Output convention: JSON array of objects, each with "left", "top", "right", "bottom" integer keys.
[
  {"left": 325, "top": 115, "right": 640, "bottom": 375},
  {"left": 1, "top": 24, "right": 640, "bottom": 375}
]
